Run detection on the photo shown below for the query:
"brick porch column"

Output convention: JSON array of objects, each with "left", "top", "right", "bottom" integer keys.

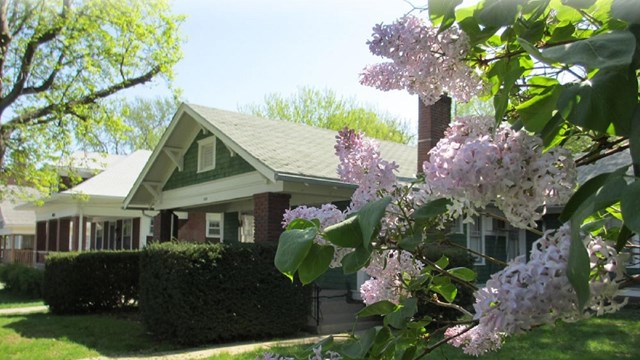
[
  {"left": 253, "top": 192, "right": 291, "bottom": 243},
  {"left": 417, "top": 95, "right": 451, "bottom": 174}
]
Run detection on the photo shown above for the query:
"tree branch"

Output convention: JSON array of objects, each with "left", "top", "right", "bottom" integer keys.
[
  {"left": 20, "top": 52, "right": 64, "bottom": 95},
  {"left": 0, "top": 0, "right": 69, "bottom": 114},
  {"left": 6, "top": 65, "right": 162, "bottom": 127}
]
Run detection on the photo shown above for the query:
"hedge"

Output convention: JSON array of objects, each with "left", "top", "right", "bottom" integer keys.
[
  {"left": 139, "top": 241, "right": 310, "bottom": 345},
  {"left": 43, "top": 251, "right": 139, "bottom": 314},
  {"left": 0, "top": 263, "right": 43, "bottom": 298}
]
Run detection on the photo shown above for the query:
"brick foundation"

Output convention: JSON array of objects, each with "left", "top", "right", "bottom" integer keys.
[{"left": 253, "top": 192, "right": 291, "bottom": 243}]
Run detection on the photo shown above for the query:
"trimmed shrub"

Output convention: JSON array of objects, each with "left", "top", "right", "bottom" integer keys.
[
  {"left": 140, "top": 241, "right": 310, "bottom": 345},
  {"left": 43, "top": 251, "right": 139, "bottom": 314},
  {"left": 0, "top": 263, "right": 44, "bottom": 298},
  {"left": 415, "top": 244, "right": 476, "bottom": 325}
]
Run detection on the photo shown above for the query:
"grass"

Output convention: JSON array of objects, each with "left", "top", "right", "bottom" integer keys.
[
  {"left": 0, "top": 287, "right": 44, "bottom": 309},
  {"left": 207, "top": 305, "right": 640, "bottom": 360},
  {"left": 0, "top": 311, "right": 179, "bottom": 360}
]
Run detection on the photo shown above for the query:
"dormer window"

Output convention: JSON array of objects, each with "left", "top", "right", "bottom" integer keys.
[{"left": 197, "top": 136, "right": 216, "bottom": 172}]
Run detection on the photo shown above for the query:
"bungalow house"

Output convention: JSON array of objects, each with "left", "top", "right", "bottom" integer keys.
[
  {"left": 122, "top": 99, "right": 548, "bottom": 332},
  {"left": 18, "top": 150, "right": 155, "bottom": 266},
  {"left": 0, "top": 186, "right": 37, "bottom": 266}
]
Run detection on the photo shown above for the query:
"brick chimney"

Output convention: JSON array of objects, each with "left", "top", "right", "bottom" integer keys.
[{"left": 417, "top": 95, "right": 452, "bottom": 174}]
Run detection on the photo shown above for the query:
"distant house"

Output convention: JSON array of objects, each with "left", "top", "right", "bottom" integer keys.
[
  {"left": 18, "top": 150, "right": 155, "bottom": 267},
  {"left": 0, "top": 186, "right": 37, "bottom": 266}
]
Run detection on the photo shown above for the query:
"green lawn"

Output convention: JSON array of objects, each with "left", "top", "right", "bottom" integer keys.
[
  {"left": 0, "top": 287, "right": 44, "bottom": 309},
  {"left": 0, "top": 312, "right": 179, "bottom": 360},
  {"left": 208, "top": 305, "right": 640, "bottom": 360},
  {"left": 0, "top": 304, "right": 638, "bottom": 360}
]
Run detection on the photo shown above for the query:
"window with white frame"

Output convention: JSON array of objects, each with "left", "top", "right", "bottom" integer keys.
[
  {"left": 206, "top": 213, "right": 223, "bottom": 241},
  {"left": 197, "top": 136, "right": 216, "bottom": 172}
]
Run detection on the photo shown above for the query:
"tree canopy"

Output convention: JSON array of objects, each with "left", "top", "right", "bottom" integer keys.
[
  {"left": 239, "top": 87, "right": 412, "bottom": 144},
  {"left": 0, "top": 0, "right": 183, "bottom": 196},
  {"left": 79, "top": 96, "right": 178, "bottom": 155}
]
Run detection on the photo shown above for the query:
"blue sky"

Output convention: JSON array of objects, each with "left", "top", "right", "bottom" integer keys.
[{"left": 143, "top": 0, "right": 421, "bottom": 131}]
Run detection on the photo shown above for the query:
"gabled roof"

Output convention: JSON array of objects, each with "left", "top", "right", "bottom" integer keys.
[
  {"left": 64, "top": 150, "right": 152, "bottom": 198},
  {"left": 57, "top": 151, "right": 126, "bottom": 178},
  {"left": 124, "top": 103, "right": 417, "bottom": 209}
]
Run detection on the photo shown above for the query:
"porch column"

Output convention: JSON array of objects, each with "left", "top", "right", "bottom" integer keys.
[{"left": 253, "top": 192, "right": 291, "bottom": 243}]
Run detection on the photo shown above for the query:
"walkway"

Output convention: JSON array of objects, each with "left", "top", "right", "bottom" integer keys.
[{"left": 0, "top": 305, "right": 48, "bottom": 315}]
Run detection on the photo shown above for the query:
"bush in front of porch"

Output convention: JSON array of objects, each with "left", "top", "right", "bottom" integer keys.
[
  {"left": 43, "top": 251, "right": 139, "bottom": 314},
  {"left": 139, "top": 241, "right": 311, "bottom": 345}
]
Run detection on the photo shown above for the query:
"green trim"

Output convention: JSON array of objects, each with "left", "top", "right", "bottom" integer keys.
[{"left": 164, "top": 131, "right": 255, "bottom": 191}]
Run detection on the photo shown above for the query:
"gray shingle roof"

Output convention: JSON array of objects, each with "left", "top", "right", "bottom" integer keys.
[{"left": 188, "top": 104, "right": 418, "bottom": 182}]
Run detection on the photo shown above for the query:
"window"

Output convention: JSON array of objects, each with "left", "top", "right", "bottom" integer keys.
[
  {"left": 95, "top": 223, "right": 103, "bottom": 250},
  {"left": 206, "top": 213, "right": 223, "bottom": 241},
  {"left": 197, "top": 136, "right": 216, "bottom": 172},
  {"left": 630, "top": 235, "right": 640, "bottom": 269},
  {"left": 467, "top": 218, "right": 485, "bottom": 265},
  {"left": 122, "top": 219, "right": 132, "bottom": 250}
]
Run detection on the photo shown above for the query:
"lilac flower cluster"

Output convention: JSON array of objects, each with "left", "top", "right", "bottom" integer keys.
[
  {"left": 360, "top": 15, "right": 484, "bottom": 105},
  {"left": 360, "top": 250, "right": 424, "bottom": 305},
  {"left": 335, "top": 128, "right": 399, "bottom": 213},
  {"left": 424, "top": 115, "right": 576, "bottom": 228},
  {"left": 445, "top": 225, "right": 626, "bottom": 356}
]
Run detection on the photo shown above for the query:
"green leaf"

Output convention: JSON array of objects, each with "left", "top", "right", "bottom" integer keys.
[
  {"left": 621, "top": 181, "right": 640, "bottom": 234},
  {"left": 559, "top": 67, "right": 637, "bottom": 135},
  {"left": 567, "top": 217, "right": 590, "bottom": 310},
  {"left": 562, "top": 0, "right": 596, "bottom": 9},
  {"left": 324, "top": 216, "right": 363, "bottom": 248},
  {"left": 434, "top": 255, "right": 449, "bottom": 270},
  {"left": 384, "top": 297, "right": 418, "bottom": 329},
  {"left": 358, "top": 197, "right": 392, "bottom": 249},
  {"left": 356, "top": 300, "right": 398, "bottom": 318},
  {"left": 412, "top": 198, "right": 452, "bottom": 222},
  {"left": 540, "top": 30, "right": 636, "bottom": 70},
  {"left": 516, "top": 84, "right": 561, "bottom": 132},
  {"left": 540, "top": 113, "right": 566, "bottom": 148},
  {"left": 429, "top": 0, "right": 463, "bottom": 32},
  {"left": 342, "top": 246, "right": 372, "bottom": 274},
  {"left": 559, "top": 168, "right": 627, "bottom": 222},
  {"left": 274, "top": 228, "right": 317, "bottom": 279},
  {"left": 398, "top": 233, "right": 423, "bottom": 252},
  {"left": 298, "top": 244, "right": 334, "bottom": 285},
  {"left": 612, "top": 0, "right": 640, "bottom": 25},
  {"left": 286, "top": 218, "right": 318, "bottom": 230},
  {"left": 477, "top": 0, "right": 520, "bottom": 27},
  {"left": 448, "top": 267, "right": 477, "bottom": 282},
  {"left": 433, "top": 283, "right": 458, "bottom": 302},
  {"left": 341, "top": 327, "right": 377, "bottom": 359},
  {"left": 615, "top": 224, "right": 632, "bottom": 252}
]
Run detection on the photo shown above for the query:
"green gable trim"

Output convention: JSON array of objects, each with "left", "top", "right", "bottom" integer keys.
[{"left": 164, "top": 130, "right": 255, "bottom": 191}]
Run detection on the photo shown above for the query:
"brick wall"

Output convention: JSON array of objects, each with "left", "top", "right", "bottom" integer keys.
[
  {"left": 253, "top": 192, "right": 291, "bottom": 243},
  {"left": 417, "top": 95, "right": 452, "bottom": 174},
  {"left": 177, "top": 212, "right": 206, "bottom": 242}
]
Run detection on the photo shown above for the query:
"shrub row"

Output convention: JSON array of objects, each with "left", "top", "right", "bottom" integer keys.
[
  {"left": 139, "top": 241, "right": 310, "bottom": 345},
  {"left": 0, "top": 263, "right": 43, "bottom": 298},
  {"left": 43, "top": 251, "right": 139, "bottom": 314}
]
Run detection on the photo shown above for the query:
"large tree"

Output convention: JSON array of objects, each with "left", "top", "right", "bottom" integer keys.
[
  {"left": 79, "top": 96, "right": 178, "bottom": 155},
  {"left": 0, "top": 0, "right": 183, "bottom": 196},
  {"left": 239, "top": 87, "right": 412, "bottom": 144}
]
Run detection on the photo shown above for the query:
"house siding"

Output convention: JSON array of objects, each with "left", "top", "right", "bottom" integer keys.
[{"left": 163, "top": 131, "right": 254, "bottom": 191}]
